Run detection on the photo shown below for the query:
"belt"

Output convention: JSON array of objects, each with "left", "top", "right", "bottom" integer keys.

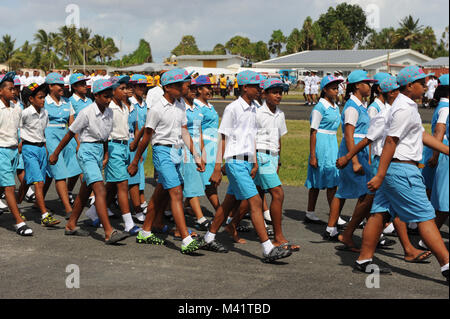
[
  {"left": 83, "top": 141, "right": 104, "bottom": 144},
  {"left": 391, "top": 158, "right": 419, "bottom": 167},
  {"left": 354, "top": 134, "right": 367, "bottom": 139},
  {"left": 257, "top": 149, "right": 279, "bottom": 156},
  {"left": 154, "top": 143, "right": 174, "bottom": 148},
  {"left": 22, "top": 140, "right": 45, "bottom": 147},
  {"left": 0, "top": 145, "right": 18, "bottom": 149},
  {"left": 47, "top": 123, "right": 66, "bottom": 128},
  {"left": 317, "top": 129, "right": 337, "bottom": 135},
  {"left": 109, "top": 139, "right": 128, "bottom": 145},
  {"left": 232, "top": 154, "right": 252, "bottom": 162}
]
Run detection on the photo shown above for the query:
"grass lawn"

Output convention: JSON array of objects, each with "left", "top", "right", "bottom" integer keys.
[{"left": 144, "top": 120, "right": 432, "bottom": 187}]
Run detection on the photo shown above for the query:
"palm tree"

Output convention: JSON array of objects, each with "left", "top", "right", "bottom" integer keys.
[
  {"left": 34, "top": 29, "right": 52, "bottom": 55},
  {"left": 268, "top": 30, "right": 286, "bottom": 56},
  {"left": 91, "top": 35, "right": 107, "bottom": 63},
  {"left": 59, "top": 25, "right": 81, "bottom": 66},
  {"left": 78, "top": 27, "right": 91, "bottom": 67},
  {"left": 395, "top": 15, "right": 424, "bottom": 48},
  {"left": 0, "top": 34, "right": 16, "bottom": 70}
]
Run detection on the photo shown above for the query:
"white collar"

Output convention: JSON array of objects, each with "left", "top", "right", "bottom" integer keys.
[
  {"left": 184, "top": 99, "right": 196, "bottom": 111},
  {"left": 261, "top": 101, "right": 281, "bottom": 117},
  {"left": 440, "top": 98, "right": 449, "bottom": 103},
  {"left": 109, "top": 100, "right": 126, "bottom": 111},
  {"left": 0, "top": 99, "right": 14, "bottom": 109},
  {"left": 319, "top": 98, "right": 337, "bottom": 109},
  {"left": 194, "top": 98, "right": 212, "bottom": 109},
  {"left": 237, "top": 96, "right": 252, "bottom": 111},
  {"left": 45, "top": 95, "right": 64, "bottom": 107},
  {"left": 398, "top": 93, "right": 418, "bottom": 108},
  {"left": 72, "top": 93, "right": 88, "bottom": 102},
  {"left": 129, "top": 96, "right": 146, "bottom": 108},
  {"left": 350, "top": 94, "right": 365, "bottom": 108},
  {"left": 374, "top": 98, "right": 384, "bottom": 108}
]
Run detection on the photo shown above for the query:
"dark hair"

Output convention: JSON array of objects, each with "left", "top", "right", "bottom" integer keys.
[
  {"left": 369, "top": 84, "right": 382, "bottom": 105},
  {"left": 429, "top": 85, "right": 449, "bottom": 108},
  {"left": 23, "top": 85, "right": 49, "bottom": 107},
  {"left": 344, "top": 83, "right": 356, "bottom": 101},
  {"left": 0, "top": 79, "right": 14, "bottom": 89}
]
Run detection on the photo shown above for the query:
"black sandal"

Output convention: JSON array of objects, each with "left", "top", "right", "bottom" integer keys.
[
  {"left": 236, "top": 225, "right": 251, "bottom": 232},
  {"left": 16, "top": 224, "right": 33, "bottom": 236}
]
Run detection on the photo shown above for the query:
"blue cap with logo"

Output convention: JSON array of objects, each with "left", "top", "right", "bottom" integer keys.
[
  {"left": 192, "top": 75, "right": 212, "bottom": 86},
  {"left": 320, "top": 75, "right": 344, "bottom": 90},
  {"left": 373, "top": 72, "right": 391, "bottom": 84},
  {"left": 111, "top": 75, "right": 130, "bottom": 89},
  {"left": 263, "top": 78, "right": 288, "bottom": 91},
  {"left": 161, "top": 68, "right": 193, "bottom": 87},
  {"left": 379, "top": 75, "right": 400, "bottom": 93},
  {"left": 346, "top": 70, "right": 376, "bottom": 84},
  {"left": 130, "top": 74, "right": 148, "bottom": 85},
  {"left": 438, "top": 74, "right": 449, "bottom": 86},
  {"left": 396, "top": 66, "right": 433, "bottom": 86},
  {"left": 236, "top": 70, "right": 262, "bottom": 86},
  {"left": 92, "top": 79, "right": 114, "bottom": 94},
  {"left": 0, "top": 72, "right": 16, "bottom": 85},
  {"left": 45, "top": 72, "right": 65, "bottom": 85},
  {"left": 259, "top": 75, "right": 268, "bottom": 88},
  {"left": 70, "top": 73, "right": 90, "bottom": 85}
]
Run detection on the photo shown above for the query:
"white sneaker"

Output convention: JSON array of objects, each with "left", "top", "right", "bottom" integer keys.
[
  {"left": 263, "top": 210, "right": 272, "bottom": 223},
  {"left": 0, "top": 199, "right": 8, "bottom": 211},
  {"left": 305, "top": 211, "right": 320, "bottom": 221},
  {"left": 135, "top": 212, "right": 145, "bottom": 222},
  {"left": 337, "top": 216, "right": 347, "bottom": 226}
]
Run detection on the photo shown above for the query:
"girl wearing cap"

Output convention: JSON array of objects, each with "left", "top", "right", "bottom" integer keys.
[
  {"left": 128, "top": 68, "right": 205, "bottom": 254},
  {"left": 49, "top": 79, "right": 128, "bottom": 244},
  {"left": 367, "top": 73, "right": 390, "bottom": 119},
  {"left": 337, "top": 75, "right": 433, "bottom": 269},
  {"left": 17, "top": 82, "right": 60, "bottom": 227},
  {"left": 324, "top": 70, "right": 374, "bottom": 250},
  {"left": 43, "top": 72, "right": 82, "bottom": 220},
  {"left": 367, "top": 66, "right": 449, "bottom": 281},
  {"left": 0, "top": 72, "right": 33, "bottom": 236},
  {"left": 304, "top": 75, "right": 342, "bottom": 224}
]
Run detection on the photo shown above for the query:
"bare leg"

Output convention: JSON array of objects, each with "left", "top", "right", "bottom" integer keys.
[
  {"left": 54, "top": 179, "right": 73, "bottom": 216},
  {"left": 3, "top": 186, "right": 25, "bottom": 224},
  {"left": 435, "top": 211, "right": 449, "bottom": 230},
  {"left": 205, "top": 185, "right": 220, "bottom": 211},
  {"left": 357, "top": 212, "right": 388, "bottom": 261},
  {"left": 307, "top": 188, "right": 320, "bottom": 212},
  {"left": 418, "top": 219, "right": 449, "bottom": 267},
  {"left": 327, "top": 196, "right": 346, "bottom": 227},
  {"left": 393, "top": 217, "right": 431, "bottom": 261}
]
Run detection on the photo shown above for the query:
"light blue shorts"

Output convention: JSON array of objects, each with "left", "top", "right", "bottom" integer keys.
[
  {"left": 22, "top": 144, "right": 47, "bottom": 185},
  {"left": 152, "top": 145, "right": 183, "bottom": 190},
  {"left": 77, "top": 143, "right": 104, "bottom": 186},
  {"left": 430, "top": 151, "right": 449, "bottom": 212},
  {"left": 225, "top": 159, "right": 259, "bottom": 201},
  {"left": 254, "top": 152, "right": 281, "bottom": 190},
  {"left": 0, "top": 147, "right": 19, "bottom": 187},
  {"left": 17, "top": 152, "right": 24, "bottom": 170},
  {"left": 105, "top": 141, "right": 130, "bottom": 183},
  {"left": 182, "top": 150, "right": 205, "bottom": 198},
  {"left": 380, "top": 162, "right": 435, "bottom": 223},
  {"left": 139, "top": 148, "right": 148, "bottom": 191}
]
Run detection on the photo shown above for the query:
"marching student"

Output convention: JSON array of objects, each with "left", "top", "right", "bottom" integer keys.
[
  {"left": 337, "top": 75, "right": 433, "bottom": 267},
  {"left": 128, "top": 68, "right": 205, "bottom": 254},
  {"left": 367, "top": 73, "right": 390, "bottom": 119},
  {"left": 43, "top": 72, "right": 82, "bottom": 220},
  {"left": 304, "top": 75, "right": 343, "bottom": 224},
  {"left": 202, "top": 70, "right": 292, "bottom": 263},
  {"left": 17, "top": 82, "right": 60, "bottom": 227},
  {"left": 310, "top": 71, "right": 320, "bottom": 105},
  {"left": 49, "top": 79, "right": 128, "bottom": 244},
  {"left": 0, "top": 72, "right": 33, "bottom": 236},
  {"left": 365, "top": 66, "right": 449, "bottom": 281},
  {"left": 323, "top": 70, "right": 374, "bottom": 252},
  {"left": 303, "top": 71, "right": 312, "bottom": 106},
  {"left": 182, "top": 80, "right": 210, "bottom": 231}
]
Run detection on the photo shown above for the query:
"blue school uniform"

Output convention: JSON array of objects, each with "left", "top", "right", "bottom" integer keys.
[
  {"left": 133, "top": 98, "right": 149, "bottom": 191},
  {"left": 305, "top": 99, "right": 340, "bottom": 189},
  {"left": 45, "top": 96, "right": 82, "bottom": 180},
  {"left": 69, "top": 94, "right": 93, "bottom": 119},
  {"left": 194, "top": 99, "right": 219, "bottom": 187},
  {"left": 335, "top": 96, "right": 371, "bottom": 199},
  {"left": 182, "top": 103, "right": 205, "bottom": 198},
  {"left": 421, "top": 99, "right": 449, "bottom": 189},
  {"left": 127, "top": 104, "right": 140, "bottom": 186},
  {"left": 430, "top": 114, "right": 449, "bottom": 212}
]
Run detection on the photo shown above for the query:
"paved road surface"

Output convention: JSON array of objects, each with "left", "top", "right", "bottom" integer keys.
[{"left": 0, "top": 179, "right": 447, "bottom": 299}]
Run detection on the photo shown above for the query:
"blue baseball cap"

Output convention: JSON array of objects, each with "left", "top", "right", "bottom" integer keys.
[
  {"left": 346, "top": 70, "right": 376, "bottom": 84},
  {"left": 237, "top": 70, "right": 262, "bottom": 86},
  {"left": 192, "top": 75, "right": 212, "bottom": 86},
  {"left": 46, "top": 72, "right": 65, "bottom": 85},
  {"left": 0, "top": 72, "right": 16, "bottom": 85},
  {"left": 92, "top": 79, "right": 114, "bottom": 94},
  {"left": 396, "top": 66, "right": 433, "bottom": 86},
  {"left": 320, "top": 75, "right": 343, "bottom": 90},
  {"left": 14, "top": 76, "right": 21, "bottom": 86},
  {"left": 263, "top": 78, "right": 288, "bottom": 91},
  {"left": 70, "top": 73, "right": 89, "bottom": 85},
  {"left": 379, "top": 76, "right": 400, "bottom": 93},
  {"left": 161, "top": 68, "right": 193, "bottom": 87},
  {"left": 111, "top": 75, "right": 130, "bottom": 89},
  {"left": 438, "top": 74, "right": 449, "bottom": 86},
  {"left": 259, "top": 75, "right": 268, "bottom": 88},
  {"left": 373, "top": 72, "right": 391, "bottom": 84},
  {"left": 130, "top": 74, "right": 148, "bottom": 85}
]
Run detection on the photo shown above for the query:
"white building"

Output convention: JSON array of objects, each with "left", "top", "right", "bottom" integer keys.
[
  {"left": 253, "top": 49, "right": 433, "bottom": 77},
  {"left": 175, "top": 55, "right": 245, "bottom": 69}
]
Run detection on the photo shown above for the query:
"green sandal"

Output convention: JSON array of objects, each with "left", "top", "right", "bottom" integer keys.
[
  {"left": 41, "top": 214, "right": 61, "bottom": 227},
  {"left": 181, "top": 239, "right": 202, "bottom": 254},
  {"left": 136, "top": 231, "right": 165, "bottom": 245}
]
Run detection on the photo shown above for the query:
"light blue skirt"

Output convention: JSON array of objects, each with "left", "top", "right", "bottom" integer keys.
[{"left": 430, "top": 139, "right": 449, "bottom": 212}]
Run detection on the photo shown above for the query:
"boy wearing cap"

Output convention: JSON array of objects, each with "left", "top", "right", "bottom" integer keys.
[
  {"left": 49, "top": 79, "right": 128, "bottom": 244},
  {"left": 310, "top": 71, "right": 320, "bottom": 105},
  {"left": 367, "top": 66, "right": 449, "bottom": 281},
  {"left": 303, "top": 71, "right": 312, "bottom": 106},
  {"left": 0, "top": 72, "right": 33, "bottom": 236},
  {"left": 128, "top": 68, "right": 205, "bottom": 254},
  {"left": 202, "top": 70, "right": 292, "bottom": 263}
]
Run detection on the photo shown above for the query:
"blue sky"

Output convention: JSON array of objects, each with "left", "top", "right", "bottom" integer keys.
[{"left": 1, "top": 0, "right": 448, "bottom": 62}]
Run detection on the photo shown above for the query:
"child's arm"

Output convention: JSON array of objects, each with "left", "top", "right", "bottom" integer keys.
[
  {"left": 49, "top": 130, "right": 75, "bottom": 165},
  {"left": 367, "top": 136, "right": 398, "bottom": 192},
  {"left": 210, "top": 134, "right": 225, "bottom": 187},
  {"left": 250, "top": 142, "right": 258, "bottom": 178},
  {"left": 309, "top": 129, "right": 318, "bottom": 168},
  {"left": 426, "top": 124, "right": 447, "bottom": 167},
  {"left": 130, "top": 124, "right": 143, "bottom": 152},
  {"left": 68, "top": 115, "right": 80, "bottom": 151},
  {"left": 277, "top": 138, "right": 282, "bottom": 174},
  {"left": 128, "top": 127, "right": 153, "bottom": 176},
  {"left": 102, "top": 141, "right": 109, "bottom": 169},
  {"left": 336, "top": 137, "right": 371, "bottom": 169},
  {"left": 423, "top": 130, "right": 449, "bottom": 156},
  {"left": 344, "top": 124, "right": 364, "bottom": 175},
  {"left": 181, "top": 125, "right": 204, "bottom": 172}
]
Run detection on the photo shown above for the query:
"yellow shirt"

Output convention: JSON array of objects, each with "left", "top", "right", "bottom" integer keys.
[
  {"left": 234, "top": 78, "right": 238, "bottom": 89},
  {"left": 210, "top": 75, "right": 217, "bottom": 85},
  {"left": 154, "top": 75, "right": 160, "bottom": 86},
  {"left": 220, "top": 77, "right": 227, "bottom": 89},
  {"left": 146, "top": 75, "right": 154, "bottom": 87}
]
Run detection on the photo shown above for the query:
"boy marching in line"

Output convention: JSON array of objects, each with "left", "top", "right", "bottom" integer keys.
[{"left": 49, "top": 79, "right": 128, "bottom": 244}]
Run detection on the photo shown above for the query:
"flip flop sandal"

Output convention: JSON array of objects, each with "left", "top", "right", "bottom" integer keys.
[
  {"left": 194, "top": 219, "right": 211, "bottom": 231},
  {"left": 335, "top": 244, "right": 360, "bottom": 253},
  {"left": 377, "top": 238, "right": 396, "bottom": 249},
  {"left": 279, "top": 242, "right": 300, "bottom": 252},
  {"left": 25, "top": 194, "right": 36, "bottom": 203},
  {"left": 64, "top": 227, "right": 89, "bottom": 237},
  {"left": 16, "top": 224, "right": 33, "bottom": 236},
  {"left": 266, "top": 228, "right": 275, "bottom": 237},
  {"left": 105, "top": 230, "right": 128, "bottom": 245},
  {"left": 404, "top": 251, "right": 432, "bottom": 263}
]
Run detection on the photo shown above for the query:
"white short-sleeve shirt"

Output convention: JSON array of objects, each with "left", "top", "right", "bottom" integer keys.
[
  {"left": 108, "top": 100, "right": 130, "bottom": 141},
  {"left": 218, "top": 96, "right": 257, "bottom": 160},
  {"left": 344, "top": 94, "right": 365, "bottom": 126},
  {"left": 387, "top": 93, "right": 424, "bottom": 161},
  {"left": 256, "top": 102, "right": 288, "bottom": 153},
  {"left": 69, "top": 102, "right": 113, "bottom": 142},
  {"left": 368, "top": 98, "right": 386, "bottom": 119},
  {"left": 310, "top": 98, "right": 338, "bottom": 130},
  {"left": 145, "top": 96, "right": 188, "bottom": 146},
  {"left": 0, "top": 99, "right": 22, "bottom": 147},
  {"left": 145, "top": 86, "right": 164, "bottom": 110},
  {"left": 437, "top": 98, "right": 449, "bottom": 124},
  {"left": 367, "top": 103, "right": 392, "bottom": 157},
  {"left": 20, "top": 106, "right": 48, "bottom": 143}
]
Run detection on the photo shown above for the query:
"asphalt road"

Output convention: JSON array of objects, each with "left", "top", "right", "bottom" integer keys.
[
  {"left": 0, "top": 178, "right": 448, "bottom": 299},
  {"left": 211, "top": 99, "right": 435, "bottom": 123}
]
